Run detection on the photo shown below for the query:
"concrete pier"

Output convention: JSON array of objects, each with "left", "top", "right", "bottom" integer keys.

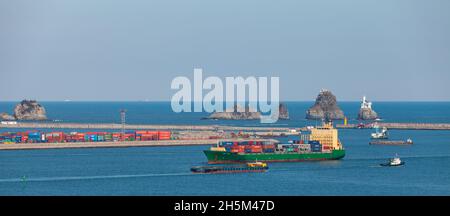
[
  {"left": 0, "top": 122, "right": 293, "bottom": 132},
  {"left": 0, "top": 138, "right": 279, "bottom": 150},
  {"left": 336, "top": 123, "right": 450, "bottom": 130}
]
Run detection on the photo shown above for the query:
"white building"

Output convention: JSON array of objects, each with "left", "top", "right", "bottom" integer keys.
[{"left": 1, "top": 121, "right": 17, "bottom": 125}]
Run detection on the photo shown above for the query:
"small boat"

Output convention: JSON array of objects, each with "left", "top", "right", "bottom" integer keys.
[
  {"left": 191, "top": 162, "right": 268, "bottom": 174},
  {"left": 371, "top": 125, "right": 388, "bottom": 139},
  {"left": 380, "top": 156, "right": 405, "bottom": 167}
]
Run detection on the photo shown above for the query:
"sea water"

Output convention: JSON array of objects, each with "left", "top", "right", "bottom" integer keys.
[{"left": 0, "top": 102, "right": 449, "bottom": 195}]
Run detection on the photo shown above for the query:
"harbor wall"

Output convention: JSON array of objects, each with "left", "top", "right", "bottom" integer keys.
[
  {"left": 0, "top": 138, "right": 279, "bottom": 150},
  {"left": 336, "top": 123, "right": 450, "bottom": 130},
  {"left": 0, "top": 122, "right": 292, "bottom": 132}
]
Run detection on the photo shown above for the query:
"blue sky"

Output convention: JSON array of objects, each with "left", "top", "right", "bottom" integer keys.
[{"left": 1, "top": 0, "right": 449, "bottom": 101}]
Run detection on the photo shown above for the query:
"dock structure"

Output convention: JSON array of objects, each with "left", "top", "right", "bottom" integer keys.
[
  {"left": 369, "top": 140, "right": 413, "bottom": 145},
  {"left": 336, "top": 123, "right": 450, "bottom": 130},
  {"left": 0, "top": 138, "right": 279, "bottom": 151},
  {"left": 0, "top": 122, "right": 295, "bottom": 132}
]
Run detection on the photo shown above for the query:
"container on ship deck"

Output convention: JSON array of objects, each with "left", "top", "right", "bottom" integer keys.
[
  {"left": 263, "top": 148, "right": 275, "bottom": 153},
  {"left": 219, "top": 141, "right": 234, "bottom": 147},
  {"left": 262, "top": 144, "right": 275, "bottom": 149},
  {"left": 231, "top": 148, "right": 244, "bottom": 153},
  {"left": 311, "top": 145, "right": 322, "bottom": 151},
  {"left": 239, "top": 141, "right": 249, "bottom": 146},
  {"left": 250, "top": 145, "right": 262, "bottom": 153},
  {"left": 210, "top": 147, "right": 226, "bottom": 152}
]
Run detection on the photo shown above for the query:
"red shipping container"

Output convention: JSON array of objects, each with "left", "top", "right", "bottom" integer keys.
[
  {"left": 158, "top": 131, "right": 171, "bottom": 136},
  {"left": 231, "top": 146, "right": 245, "bottom": 153}
]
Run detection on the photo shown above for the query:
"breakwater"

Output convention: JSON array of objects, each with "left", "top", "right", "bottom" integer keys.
[
  {"left": 0, "top": 138, "right": 278, "bottom": 150},
  {"left": 336, "top": 123, "right": 450, "bottom": 130},
  {"left": 0, "top": 122, "right": 293, "bottom": 132}
]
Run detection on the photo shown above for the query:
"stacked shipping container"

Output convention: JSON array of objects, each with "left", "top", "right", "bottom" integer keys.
[{"left": 0, "top": 130, "right": 172, "bottom": 144}]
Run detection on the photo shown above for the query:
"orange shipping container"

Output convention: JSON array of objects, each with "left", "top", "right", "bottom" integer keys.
[{"left": 158, "top": 132, "right": 171, "bottom": 137}]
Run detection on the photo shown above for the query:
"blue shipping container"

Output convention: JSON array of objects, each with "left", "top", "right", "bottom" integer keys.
[
  {"left": 264, "top": 149, "right": 275, "bottom": 153},
  {"left": 28, "top": 132, "right": 40, "bottom": 136}
]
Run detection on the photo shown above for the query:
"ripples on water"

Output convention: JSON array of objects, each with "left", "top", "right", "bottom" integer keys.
[{"left": 0, "top": 102, "right": 449, "bottom": 195}]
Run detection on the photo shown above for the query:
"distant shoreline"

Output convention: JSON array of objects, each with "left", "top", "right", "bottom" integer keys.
[
  {"left": 1, "top": 101, "right": 450, "bottom": 103},
  {"left": 0, "top": 122, "right": 294, "bottom": 131}
]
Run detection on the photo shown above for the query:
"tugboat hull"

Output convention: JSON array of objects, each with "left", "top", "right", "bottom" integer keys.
[{"left": 380, "top": 162, "right": 405, "bottom": 167}]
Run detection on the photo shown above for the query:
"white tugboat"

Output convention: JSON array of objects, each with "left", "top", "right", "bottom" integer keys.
[
  {"left": 380, "top": 155, "right": 405, "bottom": 167},
  {"left": 371, "top": 124, "right": 388, "bottom": 139}
]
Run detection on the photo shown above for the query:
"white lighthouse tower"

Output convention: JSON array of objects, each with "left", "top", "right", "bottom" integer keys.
[{"left": 361, "top": 96, "right": 372, "bottom": 109}]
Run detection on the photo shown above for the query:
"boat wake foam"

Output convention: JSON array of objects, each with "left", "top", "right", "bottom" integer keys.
[{"left": 0, "top": 172, "right": 192, "bottom": 183}]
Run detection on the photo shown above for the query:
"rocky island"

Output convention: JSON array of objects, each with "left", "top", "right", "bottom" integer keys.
[
  {"left": 204, "top": 103, "right": 290, "bottom": 120},
  {"left": 357, "top": 96, "right": 378, "bottom": 120},
  {"left": 0, "top": 100, "right": 48, "bottom": 121},
  {"left": 306, "top": 89, "right": 345, "bottom": 120}
]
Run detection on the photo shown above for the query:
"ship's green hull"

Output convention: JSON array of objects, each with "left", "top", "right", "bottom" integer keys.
[{"left": 204, "top": 149, "right": 345, "bottom": 164}]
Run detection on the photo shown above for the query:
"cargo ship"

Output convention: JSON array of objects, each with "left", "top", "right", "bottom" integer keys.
[
  {"left": 191, "top": 162, "right": 268, "bottom": 174},
  {"left": 204, "top": 122, "right": 345, "bottom": 164}
]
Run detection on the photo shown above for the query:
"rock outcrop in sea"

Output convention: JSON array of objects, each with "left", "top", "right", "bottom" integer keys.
[
  {"left": 278, "top": 103, "right": 290, "bottom": 120},
  {"left": 13, "top": 100, "right": 48, "bottom": 120},
  {"left": 0, "top": 112, "right": 15, "bottom": 121},
  {"left": 204, "top": 103, "right": 290, "bottom": 120},
  {"left": 357, "top": 96, "right": 378, "bottom": 120},
  {"left": 306, "top": 89, "right": 345, "bottom": 120}
]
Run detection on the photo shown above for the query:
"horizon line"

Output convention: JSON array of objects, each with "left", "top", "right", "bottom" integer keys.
[{"left": 1, "top": 100, "right": 450, "bottom": 103}]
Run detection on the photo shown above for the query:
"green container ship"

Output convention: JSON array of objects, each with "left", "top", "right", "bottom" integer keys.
[
  {"left": 204, "top": 122, "right": 346, "bottom": 164},
  {"left": 204, "top": 149, "right": 345, "bottom": 163}
]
